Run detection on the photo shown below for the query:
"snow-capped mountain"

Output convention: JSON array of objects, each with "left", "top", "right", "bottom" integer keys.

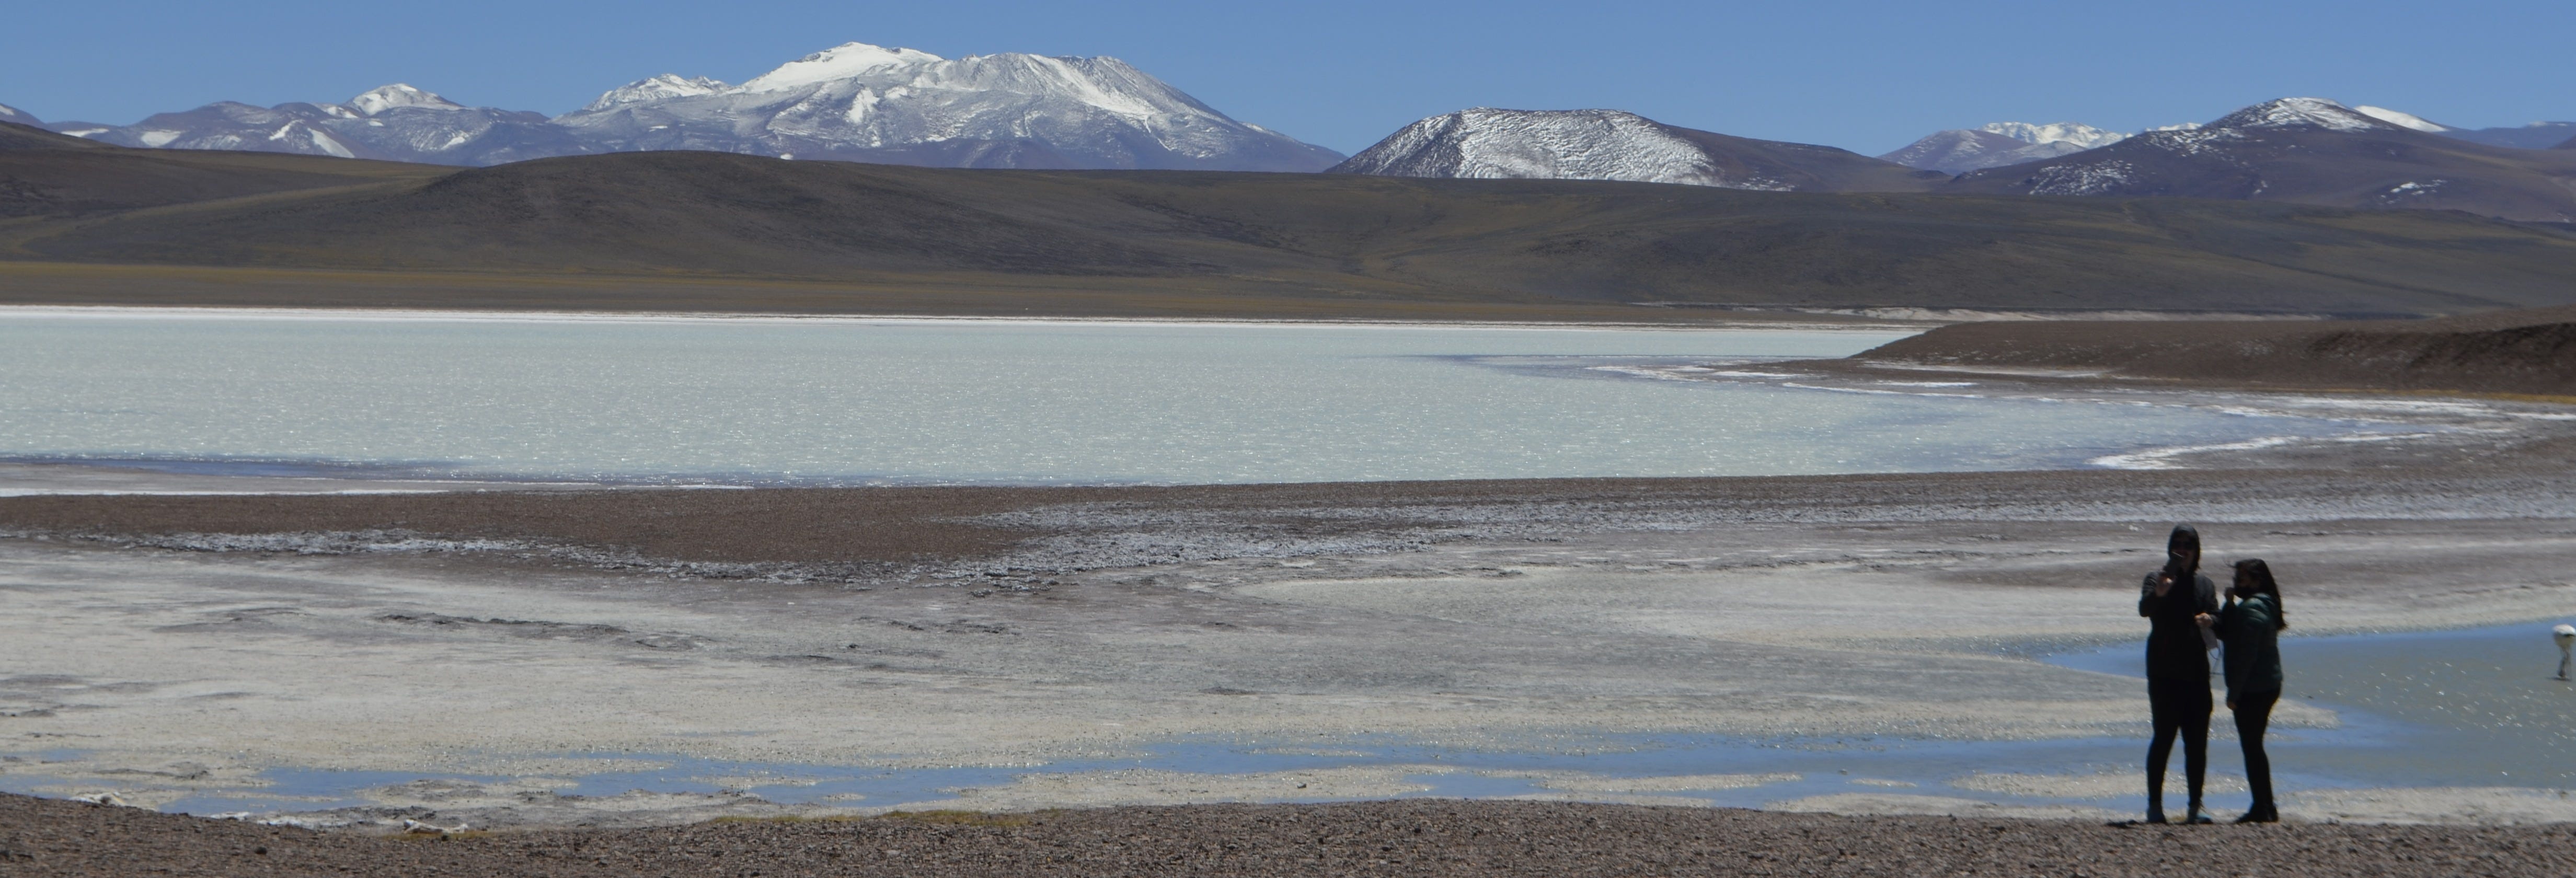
[
  {"left": 580, "top": 75, "right": 728, "bottom": 112},
  {"left": 0, "top": 103, "right": 39, "bottom": 127},
  {"left": 550, "top": 42, "right": 1342, "bottom": 171},
  {"left": 1980, "top": 121, "right": 2127, "bottom": 150},
  {"left": 36, "top": 42, "right": 1340, "bottom": 171},
  {"left": 1880, "top": 121, "right": 2128, "bottom": 174},
  {"left": 1946, "top": 97, "right": 2576, "bottom": 221},
  {"left": 1330, "top": 108, "right": 1939, "bottom": 192},
  {"left": 52, "top": 84, "right": 592, "bottom": 165}
]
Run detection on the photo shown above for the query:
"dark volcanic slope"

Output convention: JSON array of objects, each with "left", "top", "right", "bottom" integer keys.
[
  {"left": 1947, "top": 99, "right": 2576, "bottom": 222},
  {"left": 8, "top": 794, "right": 2574, "bottom": 878},
  {"left": 0, "top": 121, "right": 446, "bottom": 217},
  {"left": 10, "top": 143, "right": 2576, "bottom": 315},
  {"left": 1855, "top": 304, "right": 2576, "bottom": 395}
]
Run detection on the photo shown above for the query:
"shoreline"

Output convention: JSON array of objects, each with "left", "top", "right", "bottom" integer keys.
[
  {"left": 11, "top": 795, "right": 2573, "bottom": 877},
  {"left": 0, "top": 302, "right": 1924, "bottom": 331},
  {"left": 5, "top": 458, "right": 2573, "bottom": 827}
]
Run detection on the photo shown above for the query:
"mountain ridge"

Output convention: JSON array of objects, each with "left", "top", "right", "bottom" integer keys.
[
  {"left": 1329, "top": 108, "right": 1939, "bottom": 192},
  {"left": 1942, "top": 98, "right": 2576, "bottom": 222},
  {"left": 10, "top": 129, "right": 2576, "bottom": 320},
  {"left": 13, "top": 42, "right": 1341, "bottom": 172}
]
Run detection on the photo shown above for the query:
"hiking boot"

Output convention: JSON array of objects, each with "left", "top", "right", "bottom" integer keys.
[{"left": 2182, "top": 806, "right": 2216, "bottom": 825}]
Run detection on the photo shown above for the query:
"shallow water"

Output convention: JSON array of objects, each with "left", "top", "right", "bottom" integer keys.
[
  {"left": 0, "top": 311, "right": 2391, "bottom": 484},
  {"left": 12, "top": 623, "right": 2567, "bottom": 820},
  {"left": 2049, "top": 620, "right": 2576, "bottom": 789}
]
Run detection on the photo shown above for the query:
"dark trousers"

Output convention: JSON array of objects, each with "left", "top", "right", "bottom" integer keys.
[
  {"left": 2232, "top": 688, "right": 2280, "bottom": 814},
  {"left": 2146, "top": 676, "right": 2212, "bottom": 812}
]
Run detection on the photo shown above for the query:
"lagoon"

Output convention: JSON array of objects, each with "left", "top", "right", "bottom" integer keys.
[{"left": 0, "top": 310, "right": 2380, "bottom": 485}]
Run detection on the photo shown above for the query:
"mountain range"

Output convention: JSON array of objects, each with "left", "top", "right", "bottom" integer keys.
[
  {"left": 1944, "top": 98, "right": 2576, "bottom": 222},
  {"left": 1875, "top": 122, "right": 2130, "bottom": 174},
  {"left": 12, "top": 42, "right": 1342, "bottom": 172},
  {"left": 9, "top": 49, "right": 2576, "bottom": 222},
  {"left": 10, "top": 120, "right": 2576, "bottom": 320}
]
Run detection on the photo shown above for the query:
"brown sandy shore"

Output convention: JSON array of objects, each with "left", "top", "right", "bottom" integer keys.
[
  {"left": 8, "top": 794, "right": 2573, "bottom": 878},
  {"left": 1837, "top": 304, "right": 2576, "bottom": 397}
]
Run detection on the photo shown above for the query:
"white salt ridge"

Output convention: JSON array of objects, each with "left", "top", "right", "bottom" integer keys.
[{"left": 1331, "top": 108, "right": 1790, "bottom": 190}]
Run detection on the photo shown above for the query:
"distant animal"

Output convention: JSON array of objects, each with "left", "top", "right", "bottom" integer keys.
[{"left": 2556, "top": 623, "right": 2574, "bottom": 680}]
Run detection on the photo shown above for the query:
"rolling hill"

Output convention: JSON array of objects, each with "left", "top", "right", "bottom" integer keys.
[{"left": 7, "top": 121, "right": 2576, "bottom": 319}]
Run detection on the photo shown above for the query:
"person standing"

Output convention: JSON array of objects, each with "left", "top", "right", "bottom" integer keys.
[
  {"left": 2138, "top": 524, "right": 2220, "bottom": 824},
  {"left": 2212, "top": 559, "right": 2287, "bottom": 824}
]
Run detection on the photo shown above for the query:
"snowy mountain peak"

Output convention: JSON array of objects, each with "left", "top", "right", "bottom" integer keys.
[
  {"left": 582, "top": 74, "right": 729, "bottom": 113},
  {"left": 737, "top": 42, "right": 943, "bottom": 93},
  {"left": 1335, "top": 108, "right": 1752, "bottom": 187},
  {"left": 1977, "top": 121, "right": 2126, "bottom": 149},
  {"left": 1335, "top": 107, "right": 1931, "bottom": 192},
  {"left": 2352, "top": 105, "right": 2454, "bottom": 133},
  {"left": 0, "top": 103, "right": 26, "bottom": 120},
  {"left": 2211, "top": 98, "right": 2389, "bottom": 133},
  {"left": 348, "top": 84, "right": 465, "bottom": 117}
]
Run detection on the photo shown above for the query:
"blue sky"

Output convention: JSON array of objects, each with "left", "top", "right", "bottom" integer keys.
[{"left": 6, "top": 0, "right": 2570, "bottom": 156}]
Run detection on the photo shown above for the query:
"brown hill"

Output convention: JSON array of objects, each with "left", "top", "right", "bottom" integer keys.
[
  {"left": 8, "top": 133, "right": 2576, "bottom": 318},
  {"left": 1945, "top": 99, "right": 2576, "bottom": 222},
  {"left": 0, "top": 121, "right": 444, "bottom": 217},
  {"left": 1854, "top": 305, "right": 2576, "bottom": 396}
]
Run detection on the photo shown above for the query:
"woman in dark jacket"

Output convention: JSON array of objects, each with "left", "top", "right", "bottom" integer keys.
[
  {"left": 2212, "top": 558, "right": 2287, "bottom": 823},
  {"left": 2139, "top": 524, "right": 2220, "bottom": 824}
]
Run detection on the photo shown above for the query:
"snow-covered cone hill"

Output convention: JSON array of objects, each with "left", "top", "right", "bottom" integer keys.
[
  {"left": 1879, "top": 121, "right": 2128, "bottom": 174},
  {"left": 551, "top": 42, "right": 1343, "bottom": 171},
  {"left": 1329, "top": 108, "right": 1939, "bottom": 192},
  {"left": 32, "top": 42, "right": 1341, "bottom": 171}
]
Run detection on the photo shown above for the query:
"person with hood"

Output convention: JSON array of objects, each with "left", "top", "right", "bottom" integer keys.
[
  {"left": 2138, "top": 524, "right": 2220, "bottom": 824},
  {"left": 2211, "top": 558, "right": 2287, "bottom": 823}
]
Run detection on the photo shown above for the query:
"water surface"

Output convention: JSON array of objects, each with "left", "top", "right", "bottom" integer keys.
[{"left": 0, "top": 311, "right": 2382, "bottom": 484}]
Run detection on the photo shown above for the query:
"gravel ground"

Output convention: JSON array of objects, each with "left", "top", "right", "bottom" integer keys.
[{"left": 7, "top": 793, "right": 2572, "bottom": 877}]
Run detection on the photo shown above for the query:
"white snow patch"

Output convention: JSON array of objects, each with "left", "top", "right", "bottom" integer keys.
[
  {"left": 347, "top": 84, "right": 464, "bottom": 117},
  {"left": 2211, "top": 97, "right": 2387, "bottom": 133},
  {"left": 1978, "top": 121, "right": 2127, "bottom": 149},
  {"left": 581, "top": 74, "right": 729, "bottom": 113},
  {"left": 2353, "top": 105, "right": 2453, "bottom": 133},
  {"left": 137, "top": 129, "right": 184, "bottom": 147},
  {"left": 738, "top": 42, "right": 942, "bottom": 93},
  {"left": 1336, "top": 108, "right": 1794, "bottom": 190},
  {"left": 307, "top": 129, "right": 355, "bottom": 158}
]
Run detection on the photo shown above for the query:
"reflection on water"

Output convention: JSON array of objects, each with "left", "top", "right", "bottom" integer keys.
[
  {"left": 2048, "top": 621, "right": 2576, "bottom": 788},
  {"left": 0, "top": 314, "right": 2384, "bottom": 484},
  {"left": 9, "top": 623, "right": 2566, "bottom": 821}
]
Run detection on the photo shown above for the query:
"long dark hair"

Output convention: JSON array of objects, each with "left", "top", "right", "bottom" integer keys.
[
  {"left": 2165, "top": 524, "right": 2201, "bottom": 580},
  {"left": 2233, "top": 558, "right": 2288, "bottom": 631}
]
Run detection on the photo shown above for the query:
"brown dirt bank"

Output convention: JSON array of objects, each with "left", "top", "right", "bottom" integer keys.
[
  {"left": 1849, "top": 305, "right": 2576, "bottom": 396},
  {"left": 6, "top": 456, "right": 2573, "bottom": 576},
  {"left": 7, "top": 794, "right": 2571, "bottom": 878}
]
